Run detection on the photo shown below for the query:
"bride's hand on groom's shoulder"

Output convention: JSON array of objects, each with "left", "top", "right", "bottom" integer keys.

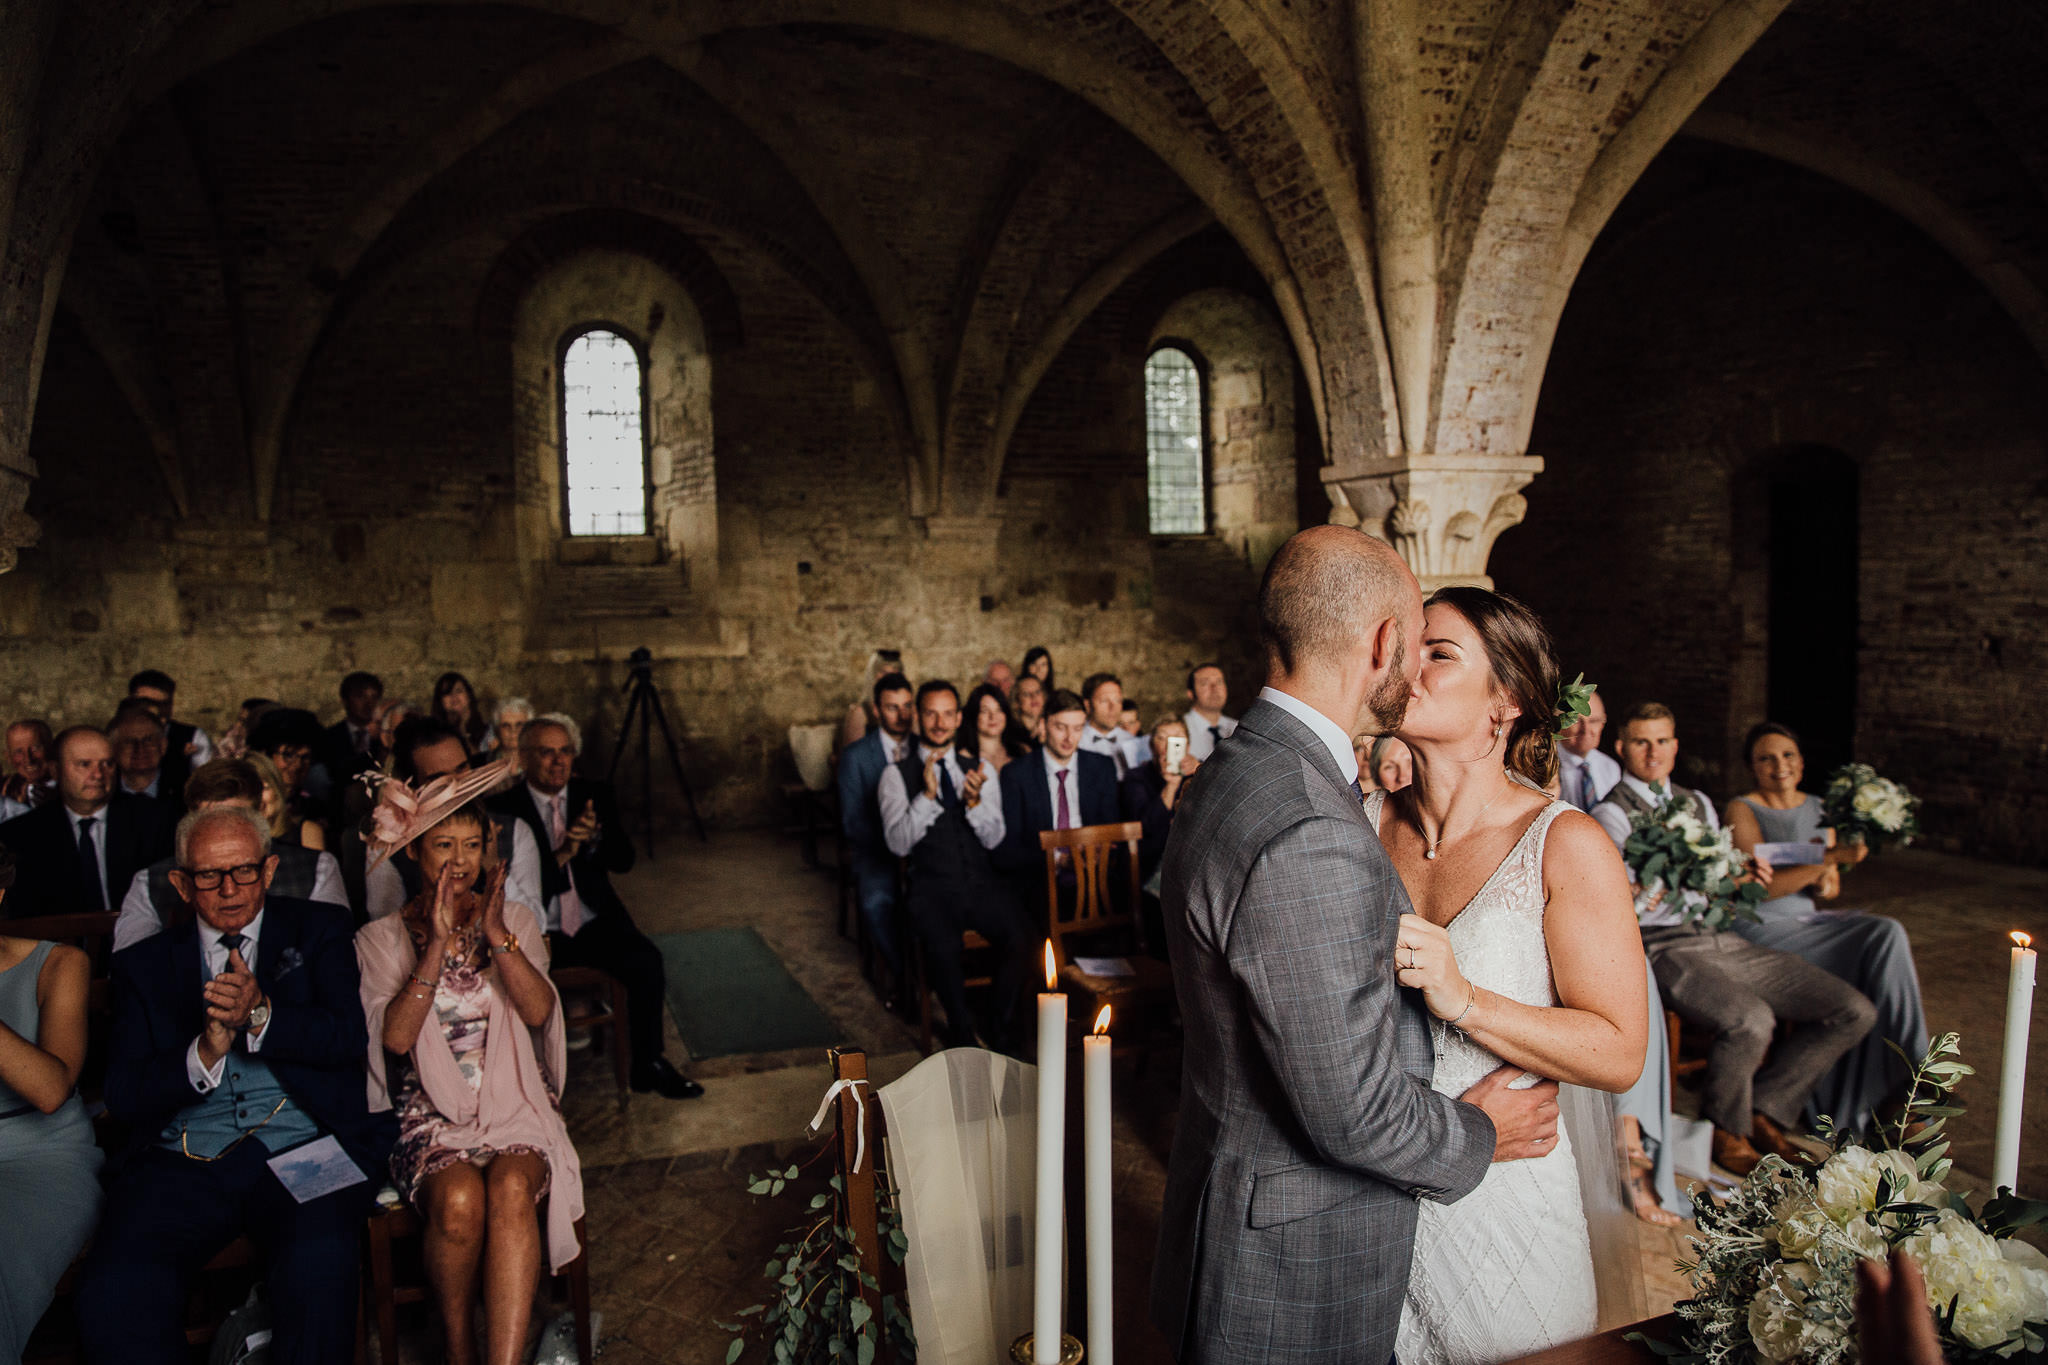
[{"left": 1395, "top": 913, "right": 1470, "bottom": 1020}]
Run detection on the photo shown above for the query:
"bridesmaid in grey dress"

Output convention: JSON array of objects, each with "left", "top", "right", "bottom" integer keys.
[
  {"left": 1725, "top": 723, "right": 1928, "bottom": 1135},
  {"left": 0, "top": 858, "right": 106, "bottom": 1363}
]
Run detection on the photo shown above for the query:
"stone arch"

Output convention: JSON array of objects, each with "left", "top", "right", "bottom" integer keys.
[{"left": 1147, "top": 288, "right": 1298, "bottom": 570}]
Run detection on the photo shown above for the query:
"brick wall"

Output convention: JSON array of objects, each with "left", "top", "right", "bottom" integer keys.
[{"left": 1494, "top": 141, "right": 2048, "bottom": 863}]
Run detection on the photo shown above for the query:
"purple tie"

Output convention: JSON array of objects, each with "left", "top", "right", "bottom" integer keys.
[{"left": 1056, "top": 769, "right": 1072, "bottom": 830}]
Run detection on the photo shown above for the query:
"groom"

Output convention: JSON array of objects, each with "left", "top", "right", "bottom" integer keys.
[{"left": 1152, "top": 526, "right": 1562, "bottom": 1364}]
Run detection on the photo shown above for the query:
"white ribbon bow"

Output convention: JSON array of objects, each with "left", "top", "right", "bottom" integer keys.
[{"left": 807, "top": 1077, "right": 871, "bottom": 1173}]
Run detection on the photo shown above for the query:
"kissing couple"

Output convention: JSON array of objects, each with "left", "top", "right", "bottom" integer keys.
[{"left": 1151, "top": 526, "right": 1651, "bottom": 1365}]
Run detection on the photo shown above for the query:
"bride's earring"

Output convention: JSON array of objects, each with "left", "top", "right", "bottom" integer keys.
[{"left": 1492, "top": 723, "right": 1502, "bottom": 739}]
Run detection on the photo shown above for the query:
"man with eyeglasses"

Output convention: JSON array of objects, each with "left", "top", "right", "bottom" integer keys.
[
  {"left": 488, "top": 715, "right": 703, "bottom": 1099},
  {"left": 76, "top": 805, "right": 391, "bottom": 1365}
]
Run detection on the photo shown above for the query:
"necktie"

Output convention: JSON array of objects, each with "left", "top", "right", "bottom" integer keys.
[
  {"left": 1349, "top": 777, "right": 1366, "bottom": 807},
  {"left": 937, "top": 759, "right": 959, "bottom": 811},
  {"left": 76, "top": 816, "right": 104, "bottom": 911},
  {"left": 548, "top": 796, "right": 587, "bottom": 936},
  {"left": 1210, "top": 724, "right": 1222, "bottom": 751},
  {"left": 1575, "top": 764, "right": 1594, "bottom": 811},
  {"left": 216, "top": 932, "right": 246, "bottom": 975},
  {"left": 1055, "top": 769, "right": 1072, "bottom": 830}
]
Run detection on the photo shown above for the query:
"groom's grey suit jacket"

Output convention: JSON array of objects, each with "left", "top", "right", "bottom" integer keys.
[{"left": 1150, "top": 699, "right": 1497, "bottom": 1364}]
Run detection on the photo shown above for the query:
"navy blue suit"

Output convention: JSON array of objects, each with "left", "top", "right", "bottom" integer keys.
[
  {"left": 994, "top": 750, "right": 1120, "bottom": 913},
  {"left": 837, "top": 728, "right": 905, "bottom": 970},
  {"left": 78, "top": 895, "right": 393, "bottom": 1365}
]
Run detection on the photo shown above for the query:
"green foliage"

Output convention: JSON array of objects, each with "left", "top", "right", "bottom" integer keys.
[
  {"left": 1553, "top": 672, "right": 1596, "bottom": 735},
  {"left": 721, "top": 1153, "right": 917, "bottom": 1365},
  {"left": 1820, "top": 763, "right": 1921, "bottom": 853},
  {"left": 1621, "top": 796, "right": 1767, "bottom": 932}
]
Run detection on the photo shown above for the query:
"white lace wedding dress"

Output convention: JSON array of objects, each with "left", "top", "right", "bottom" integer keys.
[{"left": 1368, "top": 791, "right": 1600, "bottom": 1365}]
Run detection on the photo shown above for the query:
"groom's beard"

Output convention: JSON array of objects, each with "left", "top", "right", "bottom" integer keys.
[{"left": 1365, "top": 634, "right": 1410, "bottom": 733}]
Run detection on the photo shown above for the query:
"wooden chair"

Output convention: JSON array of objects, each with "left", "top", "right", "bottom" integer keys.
[
  {"left": 912, "top": 929, "right": 999, "bottom": 1057},
  {"left": 24, "top": 1235, "right": 302, "bottom": 1365},
  {"left": 1667, "top": 1009, "right": 1708, "bottom": 1082},
  {"left": 550, "top": 966, "right": 630, "bottom": 1112},
  {"left": 1038, "top": 823, "right": 1176, "bottom": 1046},
  {"left": 363, "top": 1199, "right": 592, "bottom": 1365}
]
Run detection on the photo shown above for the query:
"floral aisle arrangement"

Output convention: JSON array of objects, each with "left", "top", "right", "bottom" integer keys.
[
  {"left": 1640, "top": 1035, "right": 2048, "bottom": 1364},
  {"left": 1622, "top": 796, "right": 1768, "bottom": 932},
  {"left": 1821, "top": 764, "right": 1922, "bottom": 853}
]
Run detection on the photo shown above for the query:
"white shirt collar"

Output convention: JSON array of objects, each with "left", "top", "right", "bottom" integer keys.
[
  {"left": 527, "top": 781, "right": 567, "bottom": 811},
  {"left": 1620, "top": 772, "right": 1669, "bottom": 801},
  {"left": 197, "top": 906, "right": 265, "bottom": 967},
  {"left": 1043, "top": 748, "right": 1076, "bottom": 773},
  {"left": 1257, "top": 686, "right": 1360, "bottom": 785},
  {"left": 65, "top": 804, "right": 107, "bottom": 833}
]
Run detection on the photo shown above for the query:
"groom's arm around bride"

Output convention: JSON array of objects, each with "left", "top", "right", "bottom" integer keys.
[{"left": 1151, "top": 527, "right": 1560, "bottom": 1365}]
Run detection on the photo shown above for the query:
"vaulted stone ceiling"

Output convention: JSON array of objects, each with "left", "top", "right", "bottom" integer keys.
[{"left": 3, "top": 0, "right": 2045, "bottom": 582}]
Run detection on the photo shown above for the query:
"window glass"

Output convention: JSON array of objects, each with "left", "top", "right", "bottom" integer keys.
[
  {"left": 1145, "top": 347, "right": 1204, "bottom": 535},
  {"left": 562, "top": 328, "right": 648, "bottom": 536}
]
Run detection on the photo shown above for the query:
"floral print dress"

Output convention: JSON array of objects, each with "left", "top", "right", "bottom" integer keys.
[{"left": 389, "top": 953, "right": 552, "bottom": 1202}]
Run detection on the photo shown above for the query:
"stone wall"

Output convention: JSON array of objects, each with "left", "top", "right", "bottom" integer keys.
[{"left": 1495, "top": 142, "right": 2048, "bottom": 863}]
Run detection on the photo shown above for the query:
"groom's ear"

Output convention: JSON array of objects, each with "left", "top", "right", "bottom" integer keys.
[{"left": 1369, "top": 614, "right": 1400, "bottom": 671}]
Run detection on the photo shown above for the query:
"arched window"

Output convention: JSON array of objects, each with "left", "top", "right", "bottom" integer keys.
[
  {"left": 560, "top": 325, "right": 650, "bottom": 536},
  {"left": 1145, "top": 346, "right": 1205, "bottom": 535}
]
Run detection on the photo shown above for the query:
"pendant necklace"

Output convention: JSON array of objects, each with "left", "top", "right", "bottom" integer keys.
[{"left": 1422, "top": 778, "right": 1515, "bottom": 860}]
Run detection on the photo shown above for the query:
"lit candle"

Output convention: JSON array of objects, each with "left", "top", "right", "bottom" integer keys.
[
  {"left": 1994, "top": 931, "right": 2036, "bottom": 1193},
  {"left": 1085, "top": 1006, "right": 1114, "bottom": 1365},
  {"left": 1034, "top": 943, "right": 1067, "bottom": 1363}
]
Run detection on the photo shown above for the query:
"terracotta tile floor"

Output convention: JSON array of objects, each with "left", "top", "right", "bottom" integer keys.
[{"left": 378, "top": 834, "right": 2048, "bottom": 1362}]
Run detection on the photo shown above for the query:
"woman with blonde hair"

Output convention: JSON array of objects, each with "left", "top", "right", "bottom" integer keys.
[
  {"left": 355, "top": 763, "right": 583, "bottom": 1365},
  {"left": 248, "top": 751, "right": 326, "bottom": 850}
]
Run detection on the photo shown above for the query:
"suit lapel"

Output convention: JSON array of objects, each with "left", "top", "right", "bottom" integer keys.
[
  {"left": 168, "top": 920, "right": 206, "bottom": 1039},
  {"left": 1237, "top": 699, "right": 1362, "bottom": 819}
]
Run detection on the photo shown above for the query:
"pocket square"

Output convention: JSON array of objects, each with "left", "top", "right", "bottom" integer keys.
[{"left": 275, "top": 946, "right": 306, "bottom": 977}]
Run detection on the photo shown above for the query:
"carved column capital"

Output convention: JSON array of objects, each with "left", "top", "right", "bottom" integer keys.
[
  {"left": 0, "top": 445, "right": 39, "bottom": 576},
  {"left": 1322, "top": 453, "right": 1542, "bottom": 590}
]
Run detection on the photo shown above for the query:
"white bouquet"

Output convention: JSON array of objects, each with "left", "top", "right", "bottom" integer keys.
[
  {"left": 1821, "top": 764, "right": 1921, "bottom": 853},
  {"left": 1622, "top": 797, "right": 1767, "bottom": 932},
  {"left": 1636, "top": 1036, "right": 2048, "bottom": 1364}
]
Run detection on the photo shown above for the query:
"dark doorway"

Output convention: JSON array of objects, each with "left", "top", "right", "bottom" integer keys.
[{"left": 1765, "top": 448, "right": 1860, "bottom": 779}]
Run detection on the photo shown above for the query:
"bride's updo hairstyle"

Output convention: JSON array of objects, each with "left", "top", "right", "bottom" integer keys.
[{"left": 1424, "top": 586, "right": 1563, "bottom": 789}]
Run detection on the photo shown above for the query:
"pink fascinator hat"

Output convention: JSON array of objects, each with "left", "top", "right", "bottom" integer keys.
[{"left": 364, "top": 755, "right": 518, "bottom": 871}]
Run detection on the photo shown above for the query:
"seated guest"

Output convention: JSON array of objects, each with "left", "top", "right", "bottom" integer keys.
[
  {"left": 213, "top": 697, "right": 276, "bottom": 763},
  {"left": 1182, "top": 663, "right": 1237, "bottom": 760},
  {"left": 840, "top": 650, "right": 904, "bottom": 750},
  {"left": 250, "top": 752, "right": 326, "bottom": 850},
  {"left": 1369, "top": 734, "right": 1413, "bottom": 793},
  {"left": 983, "top": 659, "right": 1015, "bottom": 698},
  {"left": 965, "top": 683, "right": 1030, "bottom": 776},
  {"left": 994, "top": 689, "right": 1119, "bottom": 914},
  {"left": 109, "top": 700, "right": 188, "bottom": 819},
  {"left": 1119, "top": 699, "right": 1142, "bottom": 737},
  {"left": 492, "top": 697, "right": 533, "bottom": 758},
  {"left": 249, "top": 706, "right": 327, "bottom": 820},
  {"left": 489, "top": 719, "right": 702, "bottom": 1099},
  {"left": 837, "top": 674, "right": 916, "bottom": 977},
  {"left": 881, "top": 682, "right": 1032, "bottom": 1050},
  {"left": 1591, "top": 702, "right": 1875, "bottom": 1175},
  {"left": 1078, "top": 673, "right": 1149, "bottom": 780},
  {"left": 1011, "top": 674, "right": 1048, "bottom": 748},
  {"left": 1727, "top": 722, "right": 1928, "bottom": 1134},
  {"left": 127, "top": 669, "right": 215, "bottom": 769},
  {"left": 0, "top": 846, "right": 104, "bottom": 1362},
  {"left": 115, "top": 760, "right": 348, "bottom": 951},
  {"left": 0, "top": 726, "right": 175, "bottom": 915},
  {"left": 77, "top": 806, "right": 395, "bottom": 1365},
  {"left": 1121, "top": 717, "right": 1200, "bottom": 884},
  {"left": 365, "top": 720, "right": 541, "bottom": 926},
  {"left": 1557, "top": 687, "right": 1620, "bottom": 812},
  {"left": 319, "top": 670, "right": 386, "bottom": 794},
  {"left": 1021, "top": 645, "right": 1055, "bottom": 693},
  {"left": 357, "top": 788, "right": 583, "bottom": 1365},
  {"left": 431, "top": 672, "right": 492, "bottom": 757},
  {"left": 2, "top": 719, "right": 56, "bottom": 817}
]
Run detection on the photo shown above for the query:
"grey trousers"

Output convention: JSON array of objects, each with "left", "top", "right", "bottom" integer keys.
[{"left": 1642, "top": 923, "right": 1877, "bottom": 1135}]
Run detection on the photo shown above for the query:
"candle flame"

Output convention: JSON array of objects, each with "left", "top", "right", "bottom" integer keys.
[
  {"left": 2014, "top": 931, "right": 2034, "bottom": 950},
  {"left": 1044, "top": 941, "right": 1057, "bottom": 991},
  {"left": 1093, "top": 1006, "right": 1112, "bottom": 1036}
]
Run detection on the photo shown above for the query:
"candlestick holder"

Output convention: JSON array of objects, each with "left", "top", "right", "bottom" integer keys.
[{"left": 1009, "top": 1331, "right": 1084, "bottom": 1364}]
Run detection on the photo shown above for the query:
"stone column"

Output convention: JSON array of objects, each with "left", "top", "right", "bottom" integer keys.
[
  {"left": 1322, "top": 453, "right": 1542, "bottom": 591},
  {"left": 0, "top": 436, "right": 39, "bottom": 575}
]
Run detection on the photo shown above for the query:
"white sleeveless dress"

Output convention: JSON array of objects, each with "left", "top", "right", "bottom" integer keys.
[{"left": 1369, "top": 791, "right": 1600, "bottom": 1365}]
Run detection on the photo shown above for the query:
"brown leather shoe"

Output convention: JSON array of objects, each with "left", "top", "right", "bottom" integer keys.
[
  {"left": 1750, "top": 1111, "right": 1806, "bottom": 1162},
  {"left": 1712, "top": 1127, "right": 1764, "bottom": 1177}
]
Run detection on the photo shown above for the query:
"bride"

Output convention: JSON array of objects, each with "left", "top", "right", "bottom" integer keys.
[{"left": 1372, "top": 587, "right": 1649, "bottom": 1365}]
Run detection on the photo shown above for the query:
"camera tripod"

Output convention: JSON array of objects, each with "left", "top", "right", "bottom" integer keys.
[{"left": 606, "top": 647, "right": 707, "bottom": 856}]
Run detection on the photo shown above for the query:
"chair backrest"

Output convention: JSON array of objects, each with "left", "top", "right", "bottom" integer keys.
[
  {"left": 1036, "top": 821, "right": 1143, "bottom": 968},
  {"left": 4, "top": 911, "right": 120, "bottom": 976}
]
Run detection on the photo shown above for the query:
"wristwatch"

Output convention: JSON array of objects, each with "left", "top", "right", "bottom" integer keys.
[{"left": 246, "top": 998, "right": 272, "bottom": 1034}]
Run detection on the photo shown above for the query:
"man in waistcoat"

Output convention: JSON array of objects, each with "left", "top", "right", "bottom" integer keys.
[
  {"left": 114, "top": 759, "right": 348, "bottom": 950},
  {"left": 1591, "top": 702, "right": 1874, "bottom": 1175},
  {"left": 878, "top": 680, "right": 1035, "bottom": 1050},
  {"left": 78, "top": 805, "right": 393, "bottom": 1365}
]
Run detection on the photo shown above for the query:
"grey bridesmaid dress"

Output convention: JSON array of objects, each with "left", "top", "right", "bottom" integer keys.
[
  {"left": 1733, "top": 795, "right": 1929, "bottom": 1135},
  {"left": 0, "top": 939, "right": 104, "bottom": 1364}
]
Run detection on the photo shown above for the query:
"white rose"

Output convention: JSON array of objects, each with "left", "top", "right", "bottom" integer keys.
[
  {"left": 1747, "top": 1260, "right": 1842, "bottom": 1362},
  {"left": 1853, "top": 786, "right": 1882, "bottom": 815},
  {"left": 1999, "top": 1240, "right": 2048, "bottom": 1328},
  {"left": 1907, "top": 1211, "right": 2035, "bottom": 1352},
  {"left": 1815, "top": 1147, "right": 1925, "bottom": 1221}
]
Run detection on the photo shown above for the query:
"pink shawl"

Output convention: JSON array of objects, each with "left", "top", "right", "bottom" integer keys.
[{"left": 355, "top": 900, "right": 585, "bottom": 1272}]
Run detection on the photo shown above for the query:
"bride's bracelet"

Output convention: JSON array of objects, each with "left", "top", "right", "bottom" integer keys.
[{"left": 1446, "top": 981, "right": 1479, "bottom": 1031}]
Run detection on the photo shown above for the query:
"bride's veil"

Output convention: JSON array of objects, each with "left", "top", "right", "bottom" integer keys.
[{"left": 1560, "top": 1082, "right": 1648, "bottom": 1329}]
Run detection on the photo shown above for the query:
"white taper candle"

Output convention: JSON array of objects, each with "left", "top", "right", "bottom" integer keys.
[
  {"left": 1085, "top": 1007, "right": 1114, "bottom": 1365},
  {"left": 1993, "top": 931, "right": 2036, "bottom": 1193},
  {"left": 1034, "top": 943, "right": 1067, "bottom": 1363}
]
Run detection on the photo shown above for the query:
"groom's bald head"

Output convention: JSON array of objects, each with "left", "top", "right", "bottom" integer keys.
[{"left": 1257, "top": 526, "right": 1420, "bottom": 682}]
